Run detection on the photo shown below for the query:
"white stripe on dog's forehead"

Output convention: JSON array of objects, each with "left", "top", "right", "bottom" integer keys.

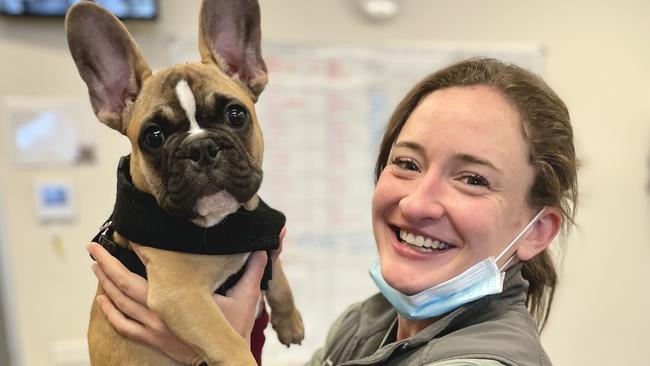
[{"left": 175, "top": 79, "right": 203, "bottom": 134}]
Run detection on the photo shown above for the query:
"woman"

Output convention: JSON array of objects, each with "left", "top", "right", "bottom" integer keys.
[{"left": 89, "top": 58, "right": 577, "bottom": 365}]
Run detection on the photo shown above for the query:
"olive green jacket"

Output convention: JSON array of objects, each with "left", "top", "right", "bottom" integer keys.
[{"left": 305, "top": 264, "right": 552, "bottom": 366}]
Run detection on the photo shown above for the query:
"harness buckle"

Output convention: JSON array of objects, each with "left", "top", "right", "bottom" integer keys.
[{"left": 99, "top": 219, "right": 113, "bottom": 236}]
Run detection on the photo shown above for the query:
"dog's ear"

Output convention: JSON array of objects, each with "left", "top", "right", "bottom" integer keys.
[
  {"left": 198, "top": 0, "right": 268, "bottom": 100},
  {"left": 65, "top": 2, "right": 151, "bottom": 134}
]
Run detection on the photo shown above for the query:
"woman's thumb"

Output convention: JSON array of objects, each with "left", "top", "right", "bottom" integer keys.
[{"left": 229, "top": 251, "right": 268, "bottom": 298}]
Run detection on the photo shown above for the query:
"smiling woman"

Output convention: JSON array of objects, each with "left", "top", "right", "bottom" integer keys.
[
  {"left": 303, "top": 58, "right": 577, "bottom": 366},
  {"left": 373, "top": 59, "right": 576, "bottom": 331}
]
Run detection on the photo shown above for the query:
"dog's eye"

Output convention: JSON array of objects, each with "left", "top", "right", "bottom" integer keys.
[
  {"left": 143, "top": 125, "right": 165, "bottom": 149},
  {"left": 225, "top": 104, "right": 248, "bottom": 128}
]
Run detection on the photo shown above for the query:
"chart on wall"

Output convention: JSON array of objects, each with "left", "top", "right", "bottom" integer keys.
[{"left": 168, "top": 40, "right": 544, "bottom": 365}]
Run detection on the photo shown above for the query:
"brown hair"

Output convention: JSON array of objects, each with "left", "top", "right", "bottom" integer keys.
[{"left": 374, "top": 58, "right": 577, "bottom": 332}]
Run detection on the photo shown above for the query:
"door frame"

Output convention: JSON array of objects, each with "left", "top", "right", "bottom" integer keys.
[{"left": 0, "top": 190, "right": 21, "bottom": 366}]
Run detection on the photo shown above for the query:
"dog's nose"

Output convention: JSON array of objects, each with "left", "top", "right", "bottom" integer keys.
[{"left": 187, "top": 138, "right": 219, "bottom": 167}]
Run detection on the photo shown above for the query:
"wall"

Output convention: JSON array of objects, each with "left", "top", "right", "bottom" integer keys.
[{"left": 0, "top": 0, "right": 648, "bottom": 365}]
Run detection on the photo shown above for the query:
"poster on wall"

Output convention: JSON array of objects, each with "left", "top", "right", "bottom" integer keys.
[
  {"left": 169, "top": 39, "right": 544, "bottom": 365},
  {"left": 3, "top": 96, "right": 97, "bottom": 167}
]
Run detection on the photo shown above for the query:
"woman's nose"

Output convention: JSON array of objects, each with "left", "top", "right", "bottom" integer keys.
[{"left": 398, "top": 174, "right": 446, "bottom": 222}]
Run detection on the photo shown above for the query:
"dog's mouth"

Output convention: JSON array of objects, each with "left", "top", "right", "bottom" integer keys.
[
  {"left": 196, "top": 191, "right": 238, "bottom": 217},
  {"left": 191, "top": 191, "right": 241, "bottom": 227}
]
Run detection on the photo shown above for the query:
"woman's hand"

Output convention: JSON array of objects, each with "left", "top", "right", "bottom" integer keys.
[
  {"left": 215, "top": 227, "right": 286, "bottom": 342},
  {"left": 87, "top": 242, "right": 270, "bottom": 364},
  {"left": 211, "top": 251, "right": 268, "bottom": 344}
]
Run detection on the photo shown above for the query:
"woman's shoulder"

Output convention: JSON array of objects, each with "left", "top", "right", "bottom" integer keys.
[
  {"left": 416, "top": 302, "right": 550, "bottom": 366},
  {"left": 424, "top": 359, "right": 507, "bottom": 366}
]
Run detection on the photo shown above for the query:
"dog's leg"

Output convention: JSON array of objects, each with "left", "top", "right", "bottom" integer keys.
[
  {"left": 265, "top": 262, "right": 305, "bottom": 346},
  {"left": 135, "top": 246, "right": 257, "bottom": 366}
]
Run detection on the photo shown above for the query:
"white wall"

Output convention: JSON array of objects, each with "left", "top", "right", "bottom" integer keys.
[{"left": 0, "top": 0, "right": 648, "bottom": 365}]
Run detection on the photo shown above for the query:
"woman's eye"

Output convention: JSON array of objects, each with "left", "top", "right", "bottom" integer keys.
[
  {"left": 392, "top": 158, "right": 419, "bottom": 172},
  {"left": 463, "top": 173, "right": 490, "bottom": 188}
]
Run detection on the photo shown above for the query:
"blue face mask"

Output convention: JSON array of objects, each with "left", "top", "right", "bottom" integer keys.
[{"left": 369, "top": 208, "right": 546, "bottom": 320}]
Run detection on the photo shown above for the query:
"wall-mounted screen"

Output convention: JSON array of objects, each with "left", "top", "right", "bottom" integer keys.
[{"left": 0, "top": 0, "right": 157, "bottom": 20}]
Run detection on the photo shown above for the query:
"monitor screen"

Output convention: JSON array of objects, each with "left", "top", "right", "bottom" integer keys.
[{"left": 0, "top": 0, "right": 158, "bottom": 20}]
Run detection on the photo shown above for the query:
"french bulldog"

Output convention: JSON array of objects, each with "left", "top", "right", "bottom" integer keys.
[{"left": 65, "top": 0, "right": 304, "bottom": 365}]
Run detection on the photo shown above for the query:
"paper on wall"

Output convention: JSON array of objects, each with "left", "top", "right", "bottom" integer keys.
[{"left": 3, "top": 96, "right": 97, "bottom": 167}]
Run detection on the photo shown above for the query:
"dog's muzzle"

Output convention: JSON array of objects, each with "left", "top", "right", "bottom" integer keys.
[{"left": 161, "top": 130, "right": 263, "bottom": 219}]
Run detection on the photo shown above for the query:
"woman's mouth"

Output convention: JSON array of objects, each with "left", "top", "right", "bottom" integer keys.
[{"left": 393, "top": 226, "right": 452, "bottom": 253}]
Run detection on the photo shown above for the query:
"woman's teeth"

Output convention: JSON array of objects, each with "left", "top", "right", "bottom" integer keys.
[{"left": 399, "top": 229, "right": 449, "bottom": 250}]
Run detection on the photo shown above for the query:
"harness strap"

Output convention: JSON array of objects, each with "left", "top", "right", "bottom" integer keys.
[{"left": 91, "top": 218, "right": 275, "bottom": 294}]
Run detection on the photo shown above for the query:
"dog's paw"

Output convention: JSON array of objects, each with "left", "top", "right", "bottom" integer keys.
[{"left": 271, "top": 308, "right": 304, "bottom": 347}]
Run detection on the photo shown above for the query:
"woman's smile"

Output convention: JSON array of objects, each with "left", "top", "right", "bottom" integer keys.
[
  {"left": 389, "top": 224, "right": 458, "bottom": 260},
  {"left": 397, "top": 228, "right": 451, "bottom": 251},
  {"left": 382, "top": 221, "right": 461, "bottom": 280}
]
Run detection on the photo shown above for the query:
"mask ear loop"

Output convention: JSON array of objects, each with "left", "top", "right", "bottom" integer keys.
[
  {"left": 498, "top": 254, "right": 518, "bottom": 273},
  {"left": 495, "top": 207, "right": 547, "bottom": 271}
]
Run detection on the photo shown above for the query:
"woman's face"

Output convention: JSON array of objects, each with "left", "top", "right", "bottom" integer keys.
[{"left": 372, "top": 85, "right": 537, "bottom": 295}]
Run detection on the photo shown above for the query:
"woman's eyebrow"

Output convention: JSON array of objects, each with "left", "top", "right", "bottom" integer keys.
[
  {"left": 454, "top": 153, "right": 502, "bottom": 173},
  {"left": 393, "top": 141, "right": 426, "bottom": 155}
]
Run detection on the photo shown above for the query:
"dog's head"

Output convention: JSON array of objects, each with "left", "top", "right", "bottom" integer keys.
[{"left": 66, "top": 0, "right": 267, "bottom": 227}]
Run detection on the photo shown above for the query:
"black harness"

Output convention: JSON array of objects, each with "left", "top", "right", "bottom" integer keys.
[{"left": 92, "top": 156, "right": 285, "bottom": 294}]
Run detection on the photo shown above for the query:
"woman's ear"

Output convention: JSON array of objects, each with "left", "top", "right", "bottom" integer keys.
[{"left": 517, "top": 207, "right": 562, "bottom": 261}]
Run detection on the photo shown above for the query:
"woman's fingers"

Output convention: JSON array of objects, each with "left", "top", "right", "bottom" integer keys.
[
  {"left": 89, "top": 243, "right": 199, "bottom": 364},
  {"left": 213, "top": 251, "right": 268, "bottom": 341},
  {"left": 91, "top": 263, "right": 160, "bottom": 327},
  {"left": 88, "top": 243, "right": 162, "bottom": 341},
  {"left": 95, "top": 294, "right": 149, "bottom": 342},
  {"left": 279, "top": 227, "right": 286, "bottom": 247},
  {"left": 270, "top": 227, "right": 286, "bottom": 261},
  {"left": 87, "top": 243, "right": 148, "bottom": 304}
]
